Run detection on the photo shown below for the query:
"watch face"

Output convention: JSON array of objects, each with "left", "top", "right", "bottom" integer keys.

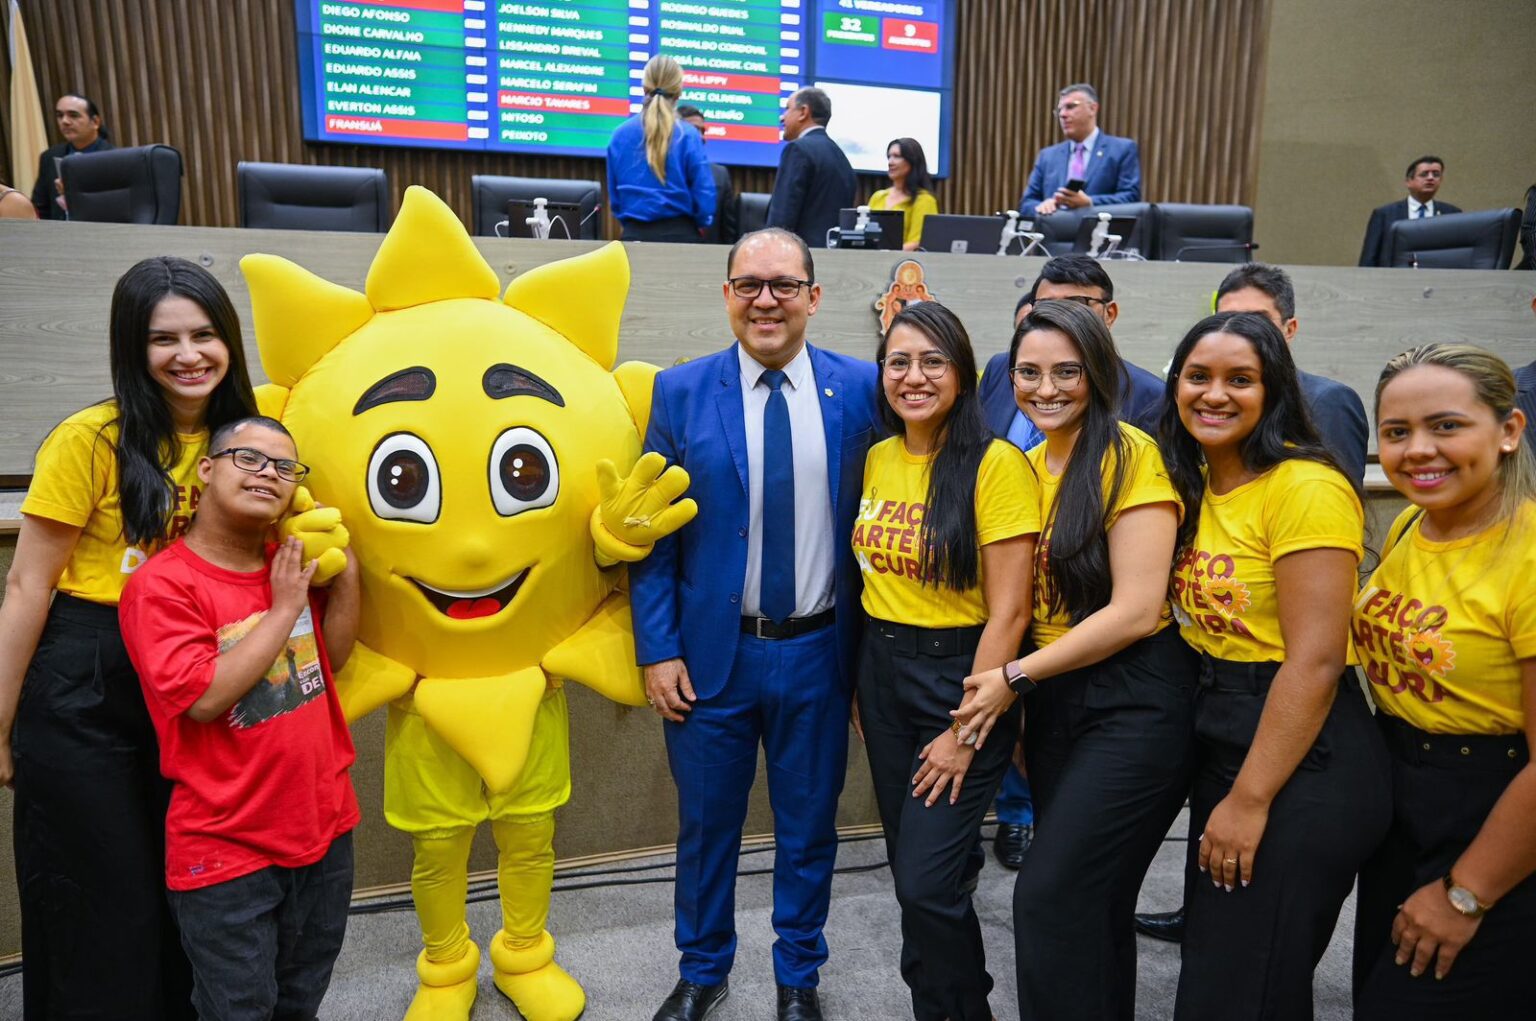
[{"left": 1447, "top": 886, "right": 1481, "bottom": 916}]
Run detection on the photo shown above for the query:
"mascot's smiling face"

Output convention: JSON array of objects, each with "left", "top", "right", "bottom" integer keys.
[{"left": 244, "top": 187, "right": 640, "bottom": 679}]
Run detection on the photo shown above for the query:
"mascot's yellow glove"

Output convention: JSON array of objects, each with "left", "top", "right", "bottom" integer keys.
[
  {"left": 590, "top": 452, "right": 697, "bottom": 566},
  {"left": 279, "top": 486, "right": 351, "bottom": 585}
]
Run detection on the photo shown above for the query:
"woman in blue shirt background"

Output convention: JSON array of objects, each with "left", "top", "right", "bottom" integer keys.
[{"left": 606, "top": 55, "right": 716, "bottom": 243}]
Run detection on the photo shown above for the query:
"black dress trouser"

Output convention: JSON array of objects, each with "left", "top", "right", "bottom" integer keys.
[
  {"left": 1353, "top": 712, "right": 1534, "bottom": 1020},
  {"left": 1014, "top": 626, "right": 1199, "bottom": 1021},
  {"left": 12, "top": 594, "right": 196, "bottom": 1021},
  {"left": 1174, "top": 658, "right": 1391, "bottom": 1021},
  {"left": 858, "top": 618, "right": 1020, "bottom": 1021}
]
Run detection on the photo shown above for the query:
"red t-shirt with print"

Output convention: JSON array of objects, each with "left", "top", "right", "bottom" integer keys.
[{"left": 120, "top": 540, "right": 359, "bottom": 891}]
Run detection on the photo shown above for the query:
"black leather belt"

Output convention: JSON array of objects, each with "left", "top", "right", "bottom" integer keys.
[{"left": 740, "top": 608, "right": 836, "bottom": 640}]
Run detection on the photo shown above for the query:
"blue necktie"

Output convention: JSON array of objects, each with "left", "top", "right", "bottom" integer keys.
[
  {"left": 760, "top": 369, "right": 796, "bottom": 623},
  {"left": 1416, "top": 204, "right": 1427, "bottom": 219}
]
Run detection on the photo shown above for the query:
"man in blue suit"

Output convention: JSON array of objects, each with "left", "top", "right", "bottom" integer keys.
[
  {"left": 766, "top": 88, "right": 856, "bottom": 249},
  {"left": 630, "top": 228, "right": 881, "bottom": 1021},
  {"left": 979, "top": 255, "right": 1164, "bottom": 444},
  {"left": 1018, "top": 83, "right": 1141, "bottom": 220}
]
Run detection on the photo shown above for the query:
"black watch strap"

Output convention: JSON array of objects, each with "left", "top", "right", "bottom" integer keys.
[{"left": 1003, "top": 660, "right": 1035, "bottom": 695}]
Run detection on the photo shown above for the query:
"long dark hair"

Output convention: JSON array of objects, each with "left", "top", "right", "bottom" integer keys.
[
  {"left": 887, "top": 137, "right": 934, "bottom": 195},
  {"left": 1009, "top": 300, "right": 1130, "bottom": 623},
  {"left": 109, "top": 257, "right": 257, "bottom": 544},
  {"left": 1158, "top": 311, "right": 1353, "bottom": 552},
  {"left": 877, "top": 301, "right": 991, "bottom": 591}
]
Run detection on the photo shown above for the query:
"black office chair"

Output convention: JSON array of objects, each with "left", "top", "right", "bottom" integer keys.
[
  {"left": 470, "top": 176, "right": 602, "bottom": 239},
  {"left": 1153, "top": 204, "right": 1255, "bottom": 262},
  {"left": 1031, "top": 202, "right": 1156, "bottom": 257},
  {"left": 238, "top": 162, "right": 389, "bottom": 232},
  {"left": 58, "top": 144, "right": 183, "bottom": 224},
  {"left": 737, "top": 192, "right": 772, "bottom": 236},
  {"left": 1387, "top": 208, "right": 1523, "bottom": 269}
]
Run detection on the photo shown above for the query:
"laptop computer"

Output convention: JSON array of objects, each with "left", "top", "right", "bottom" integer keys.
[
  {"left": 1071, "top": 214, "right": 1141, "bottom": 256},
  {"left": 835, "top": 208, "right": 905, "bottom": 250},
  {"left": 918, "top": 214, "right": 1014, "bottom": 255}
]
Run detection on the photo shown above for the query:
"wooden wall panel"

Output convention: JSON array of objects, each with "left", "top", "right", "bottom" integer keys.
[{"left": 1, "top": 1, "right": 1270, "bottom": 229}]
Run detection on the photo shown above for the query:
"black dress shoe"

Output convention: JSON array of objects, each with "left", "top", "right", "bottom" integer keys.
[
  {"left": 1133, "top": 907, "right": 1186, "bottom": 943},
  {"left": 777, "top": 985, "right": 823, "bottom": 1021},
  {"left": 652, "top": 978, "right": 729, "bottom": 1021},
  {"left": 993, "top": 822, "right": 1033, "bottom": 870}
]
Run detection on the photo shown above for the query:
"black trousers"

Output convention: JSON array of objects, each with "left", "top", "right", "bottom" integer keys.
[
  {"left": 1353, "top": 713, "right": 1534, "bottom": 1020},
  {"left": 12, "top": 594, "right": 196, "bottom": 1021},
  {"left": 1014, "top": 626, "right": 1198, "bottom": 1021},
  {"left": 1175, "top": 658, "right": 1391, "bottom": 1021},
  {"left": 858, "top": 618, "right": 1019, "bottom": 1021},
  {"left": 620, "top": 215, "right": 702, "bottom": 243}
]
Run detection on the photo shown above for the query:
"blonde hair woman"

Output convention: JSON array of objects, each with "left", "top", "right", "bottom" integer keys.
[{"left": 605, "top": 55, "right": 717, "bottom": 243}]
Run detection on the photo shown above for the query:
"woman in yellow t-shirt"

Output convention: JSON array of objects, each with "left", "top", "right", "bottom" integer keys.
[
  {"left": 1353, "top": 345, "right": 1536, "bottom": 1019},
  {"left": 955, "top": 300, "right": 1191, "bottom": 1021},
  {"left": 853, "top": 301, "right": 1036, "bottom": 1021},
  {"left": 868, "top": 137, "right": 939, "bottom": 251},
  {"left": 1157, "top": 311, "right": 1390, "bottom": 1020},
  {"left": 0, "top": 257, "right": 258, "bottom": 1018}
]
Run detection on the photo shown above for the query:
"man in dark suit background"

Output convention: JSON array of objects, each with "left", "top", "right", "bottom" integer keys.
[
  {"left": 678, "top": 104, "right": 739, "bottom": 245},
  {"left": 766, "top": 88, "right": 855, "bottom": 249},
  {"left": 31, "top": 93, "right": 114, "bottom": 220},
  {"left": 1018, "top": 83, "right": 1141, "bottom": 220},
  {"left": 1358, "top": 155, "right": 1462, "bottom": 267}
]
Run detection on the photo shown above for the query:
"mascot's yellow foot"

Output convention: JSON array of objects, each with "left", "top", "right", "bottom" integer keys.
[
  {"left": 404, "top": 943, "right": 480, "bottom": 1021},
  {"left": 489, "top": 930, "right": 586, "bottom": 1021}
]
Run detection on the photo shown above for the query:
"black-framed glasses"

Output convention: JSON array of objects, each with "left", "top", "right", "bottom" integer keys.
[
  {"left": 1010, "top": 364, "right": 1085, "bottom": 391},
  {"left": 211, "top": 447, "right": 310, "bottom": 483},
  {"left": 880, "top": 353, "right": 952, "bottom": 380},
  {"left": 728, "top": 276, "right": 812, "bottom": 300},
  {"left": 1046, "top": 295, "right": 1110, "bottom": 309}
]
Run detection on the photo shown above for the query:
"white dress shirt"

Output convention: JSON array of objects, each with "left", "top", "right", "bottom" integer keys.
[
  {"left": 1407, "top": 196, "right": 1438, "bottom": 218},
  {"left": 737, "top": 343, "right": 835, "bottom": 618}
]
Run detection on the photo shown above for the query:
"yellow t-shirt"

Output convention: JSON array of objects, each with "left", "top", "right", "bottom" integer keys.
[
  {"left": 20, "top": 401, "right": 208, "bottom": 606},
  {"left": 855, "top": 437, "right": 1040, "bottom": 628},
  {"left": 1172, "top": 458, "right": 1362, "bottom": 662},
  {"left": 1030, "top": 423, "right": 1180, "bottom": 646},
  {"left": 1353, "top": 503, "right": 1536, "bottom": 735},
  {"left": 868, "top": 188, "right": 939, "bottom": 247}
]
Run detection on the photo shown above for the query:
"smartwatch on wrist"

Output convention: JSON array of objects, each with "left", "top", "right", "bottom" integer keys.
[
  {"left": 1443, "top": 874, "right": 1492, "bottom": 918},
  {"left": 1002, "top": 660, "right": 1035, "bottom": 696}
]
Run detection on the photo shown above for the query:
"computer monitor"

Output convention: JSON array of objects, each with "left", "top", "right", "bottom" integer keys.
[
  {"left": 918, "top": 214, "right": 1012, "bottom": 255},
  {"left": 835, "top": 208, "right": 905, "bottom": 250},
  {"left": 1071, "top": 215, "right": 1141, "bottom": 256},
  {"left": 503, "top": 199, "right": 585, "bottom": 240}
]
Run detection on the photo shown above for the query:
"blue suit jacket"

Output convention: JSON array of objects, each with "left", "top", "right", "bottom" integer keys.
[
  {"left": 979, "top": 350, "right": 1164, "bottom": 442},
  {"left": 766, "top": 128, "right": 857, "bottom": 249},
  {"left": 1298, "top": 370, "right": 1369, "bottom": 486},
  {"left": 629, "top": 344, "right": 881, "bottom": 699},
  {"left": 1019, "top": 133, "right": 1142, "bottom": 219}
]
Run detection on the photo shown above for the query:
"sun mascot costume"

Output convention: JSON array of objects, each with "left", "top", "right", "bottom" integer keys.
[{"left": 241, "top": 186, "right": 695, "bottom": 1021}]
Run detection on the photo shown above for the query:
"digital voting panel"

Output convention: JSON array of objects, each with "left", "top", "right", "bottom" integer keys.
[{"left": 296, "top": 0, "right": 954, "bottom": 173}]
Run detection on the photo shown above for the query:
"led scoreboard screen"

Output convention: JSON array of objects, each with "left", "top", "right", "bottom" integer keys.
[{"left": 295, "top": 0, "right": 956, "bottom": 174}]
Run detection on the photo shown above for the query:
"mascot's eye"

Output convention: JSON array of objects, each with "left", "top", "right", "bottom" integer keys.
[
  {"left": 366, "top": 433, "right": 441, "bottom": 523},
  {"left": 488, "top": 428, "right": 559, "bottom": 517}
]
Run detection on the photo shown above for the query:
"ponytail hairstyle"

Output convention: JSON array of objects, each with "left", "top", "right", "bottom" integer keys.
[
  {"left": 1158, "top": 311, "right": 1352, "bottom": 552},
  {"left": 641, "top": 55, "right": 684, "bottom": 184},
  {"left": 877, "top": 301, "right": 992, "bottom": 591},
  {"left": 1375, "top": 344, "right": 1536, "bottom": 526},
  {"left": 109, "top": 257, "right": 258, "bottom": 545},
  {"left": 1009, "top": 299, "right": 1129, "bottom": 623}
]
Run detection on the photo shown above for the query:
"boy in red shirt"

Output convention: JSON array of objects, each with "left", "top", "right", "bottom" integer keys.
[{"left": 120, "top": 416, "right": 361, "bottom": 1021}]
